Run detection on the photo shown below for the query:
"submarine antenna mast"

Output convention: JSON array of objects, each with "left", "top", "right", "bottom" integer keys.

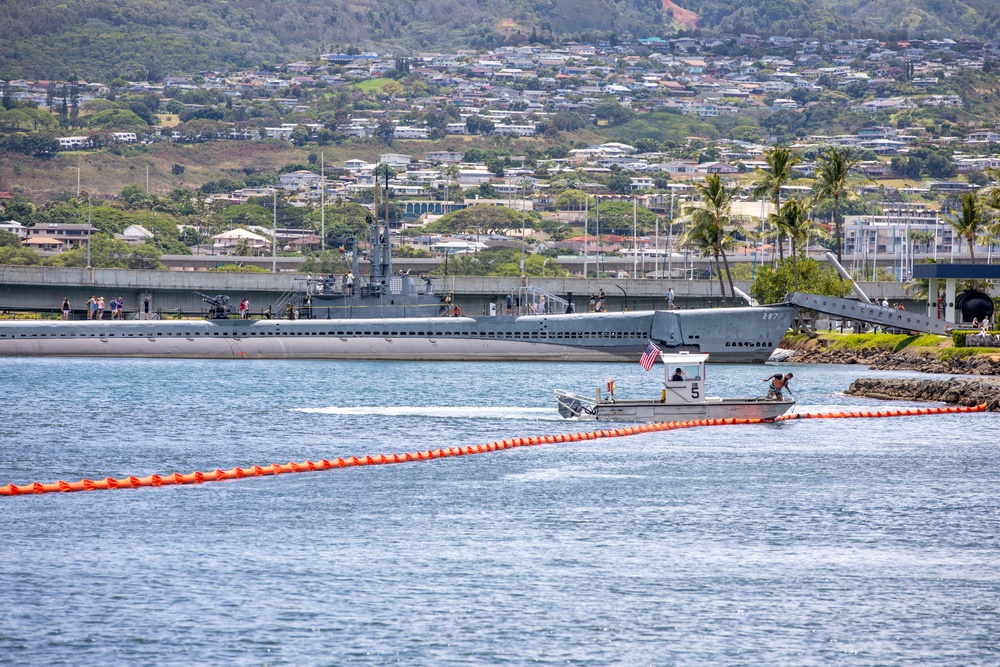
[{"left": 384, "top": 166, "right": 392, "bottom": 278}]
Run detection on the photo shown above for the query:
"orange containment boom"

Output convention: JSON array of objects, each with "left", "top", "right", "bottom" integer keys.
[{"left": 1, "top": 403, "right": 987, "bottom": 496}]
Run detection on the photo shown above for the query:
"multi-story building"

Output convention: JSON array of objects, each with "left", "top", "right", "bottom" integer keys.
[{"left": 25, "top": 223, "right": 97, "bottom": 248}]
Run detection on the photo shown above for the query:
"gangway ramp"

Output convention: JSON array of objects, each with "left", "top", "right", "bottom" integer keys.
[{"left": 784, "top": 292, "right": 950, "bottom": 335}]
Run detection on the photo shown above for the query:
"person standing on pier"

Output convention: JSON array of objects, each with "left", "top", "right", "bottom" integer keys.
[{"left": 61, "top": 298, "right": 71, "bottom": 320}]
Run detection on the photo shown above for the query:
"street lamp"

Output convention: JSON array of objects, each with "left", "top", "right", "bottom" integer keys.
[
  {"left": 595, "top": 195, "right": 601, "bottom": 278},
  {"left": 667, "top": 191, "right": 674, "bottom": 279},
  {"left": 632, "top": 197, "right": 637, "bottom": 278},
  {"left": 320, "top": 151, "right": 325, "bottom": 252},
  {"left": 86, "top": 193, "right": 92, "bottom": 268},
  {"left": 583, "top": 192, "right": 589, "bottom": 279},
  {"left": 520, "top": 179, "right": 526, "bottom": 281}
]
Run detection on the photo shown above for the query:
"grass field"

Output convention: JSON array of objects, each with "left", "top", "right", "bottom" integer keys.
[
  {"left": 352, "top": 78, "right": 393, "bottom": 93},
  {"left": 0, "top": 136, "right": 541, "bottom": 202},
  {"left": 155, "top": 114, "right": 182, "bottom": 128}
]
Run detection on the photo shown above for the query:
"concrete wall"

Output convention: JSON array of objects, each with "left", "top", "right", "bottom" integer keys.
[
  {"left": 0, "top": 266, "right": 297, "bottom": 317},
  {"left": 0, "top": 265, "right": 916, "bottom": 318}
]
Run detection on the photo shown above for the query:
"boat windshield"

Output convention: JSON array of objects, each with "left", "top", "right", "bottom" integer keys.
[{"left": 667, "top": 364, "right": 703, "bottom": 382}]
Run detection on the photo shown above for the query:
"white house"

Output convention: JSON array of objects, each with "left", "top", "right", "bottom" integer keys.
[
  {"left": 965, "top": 130, "right": 1000, "bottom": 143},
  {"left": 118, "top": 224, "right": 154, "bottom": 245},
  {"left": 393, "top": 126, "right": 429, "bottom": 139},
  {"left": 457, "top": 169, "right": 493, "bottom": 185},
  {"left": 378, "top": 153, "right": 412, "bottom": 167},
  {"left": 344, "top": 159, "right": 371, "bottom": 170},
  {"left": 493, "top": 124, "right": 537, "bottom": 137},
  {"left": 0, "top": 220, "right": 26, "bottom": 238},
  {"left": 425, "top": 151, "right": 464, "bottom": 163},
  {"left": 279, "top": 170, "right": 322, "bottom": 191},
  {"left": 210, "top": 228, "right": 269, "bottom": 251},
  {"left": 57, "top": 136, "right": 91, "bottom": 150},
  {"left": 265, "top": 125, "right": 297, "bottom": 140}
]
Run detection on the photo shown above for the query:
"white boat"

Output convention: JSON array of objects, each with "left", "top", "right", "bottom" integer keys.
[{"left": 554, "top": 352, "right": 794, "bottom": 422}]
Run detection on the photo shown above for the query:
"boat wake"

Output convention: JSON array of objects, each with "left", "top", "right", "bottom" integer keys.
[{"left": 292, "top": 406, "right": 563, "bottom": 420}]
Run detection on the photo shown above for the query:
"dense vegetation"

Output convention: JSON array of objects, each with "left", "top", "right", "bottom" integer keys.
[
  {"left": 2, "top": 0, "right": 997, "bottom": 80},
  {"left": 681, "top": 0, "right": 1000, "bottom": 40},
  {"left": 0, "top": 0, "right": 667, "bottom": 80}
]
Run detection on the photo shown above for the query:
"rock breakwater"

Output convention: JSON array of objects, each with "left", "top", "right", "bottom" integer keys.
[
  {"left": 789, "top": 346, "right": 1000, "bottom": 375},
  {"left": 847, "top": 377, "right": 1000, "bottom": 410}
]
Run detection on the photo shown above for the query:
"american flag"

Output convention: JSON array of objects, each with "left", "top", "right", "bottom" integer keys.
[{"left": 639, "top": 342, "right": 660, "bottom": 371}]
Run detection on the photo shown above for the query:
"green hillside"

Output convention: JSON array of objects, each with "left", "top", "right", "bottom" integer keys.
[
  {"left": 678, "top": 0, "right": 1000, "bottom": 40},
  {"left": 0, "top": 0, "right": 996, "bottom": 81},
  {"left": 0, "top": 0, "right": 668, "bottom": 80}
]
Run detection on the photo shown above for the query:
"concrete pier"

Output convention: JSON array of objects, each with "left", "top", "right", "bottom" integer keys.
[{"left": 0, "top": 265, "right": 916, "bottom": 319}]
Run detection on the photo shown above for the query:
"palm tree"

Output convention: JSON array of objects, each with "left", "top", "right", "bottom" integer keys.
[
  {"left": 977, "top": 185, "right": 1000, "bottom": 264},
  {"left": 909, "top": 230, "right": 935, "bottom": 255},
  {"left": 947, "top": 192, "right": 985, "bottom": 262},
  {"left": 978, "top": 222, "right": 1000, "bottom": 263},
  {"left": 771, "top": 199, "right": 817, "bottom": 292},
  {"left": 813, "top": 147, "right": 868, "bottom": 263},
  {"left": 981, "top": 167, "right": 1000, "bottom": 201},
  {"left": 981, "top": 184, "right": 1000, "bottom": 222},
  {"left": 751, "top": 146, "right": 801, "bottom": 261},
  {"left": 746, "top": 215, "right": 776, "bottom": 270},
  {"left": 678, "top": 174, "right": 746, "bottom": 305},
  {"left": 232, "top": 237, "right": 256, "bottom": 257}
]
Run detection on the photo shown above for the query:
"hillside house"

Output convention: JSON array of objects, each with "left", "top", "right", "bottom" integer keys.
[{"left": 25, "top": 223, "right": 96, "bottom": 248}]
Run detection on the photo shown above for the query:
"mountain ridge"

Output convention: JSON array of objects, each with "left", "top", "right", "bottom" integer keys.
[
  {"left": 0, "top": 0, "right": 996, "bottom": 80},
  {"left": 677, "top": 0, "right": 1000, "bottom": 41}
]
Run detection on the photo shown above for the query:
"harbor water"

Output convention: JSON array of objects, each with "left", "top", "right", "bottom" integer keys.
[{"left": 2, "top": 359, "right": 998, "bottom": 665}]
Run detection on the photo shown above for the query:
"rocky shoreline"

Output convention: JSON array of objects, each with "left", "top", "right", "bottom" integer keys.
[
  {"left": 846, "top": 377, "right": 1000, "bottom": 410},
  {"left": 778, "top": 340, "right": 1000, "bottom": 410},
  {"left": 782, "top": 345, "right": 1000, "bottom": 375}
]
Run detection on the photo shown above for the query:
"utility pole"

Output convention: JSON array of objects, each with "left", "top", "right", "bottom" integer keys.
[
  {"left": 654, "top": 199, "right": 658, "bottom": 278},
  {"left": 596, "top": 196, "right": 601, "bottom": 278},
  {"left": 668, "top": 192, "right": 674, "bottom": 279},
  {"left": 87, "top": 193, "right": 92, "bottom": 268},
  {"left": 272, "top": 191, "right": 277, "bottom": 273},
  {"left": 320, "top": 152, "right": 325, "bottom": 252},
  {"left": 520, "top": 179, "right": 526, "bottom": 281},
  {"left": 384, "top": 167, "right": 391, "bottom": 275},
  {"left": 583, "top": 193, "right": 589, "bottom": 279},
  {"left": 632, "top": 197, "right": 637, "bottom": 278}
]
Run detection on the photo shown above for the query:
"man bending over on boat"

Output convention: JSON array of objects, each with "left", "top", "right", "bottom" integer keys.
[{"left": 764, "top": 372, "right": 793, "bottom": 400}]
